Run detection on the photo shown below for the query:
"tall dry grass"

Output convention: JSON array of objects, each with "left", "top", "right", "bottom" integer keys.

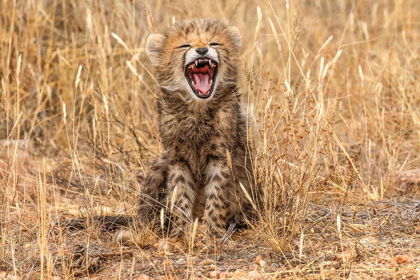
[{"left": 1, "top": 0, "right": 419, "bottom": 278}]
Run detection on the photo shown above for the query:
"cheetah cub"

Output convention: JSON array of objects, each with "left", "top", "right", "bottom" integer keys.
[{"left": 141, "top": 18, "right": 256, "bottom": 246}]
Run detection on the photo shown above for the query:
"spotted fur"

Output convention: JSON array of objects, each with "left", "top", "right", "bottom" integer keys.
[{"left": 141, "top": 18, "right": 255, "bottom": 241}]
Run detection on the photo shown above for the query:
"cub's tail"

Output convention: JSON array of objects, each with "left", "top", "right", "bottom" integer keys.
[{"left": 57, "top": 155, "right": 169, "bottom": 232}]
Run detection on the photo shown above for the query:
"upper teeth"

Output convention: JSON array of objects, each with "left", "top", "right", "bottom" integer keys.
[
  {"left": 190, "top": 58, "right": 216, "bottom": 67},
  {"left": 198, "top": 59, "right": 208, "bottom": 64}
]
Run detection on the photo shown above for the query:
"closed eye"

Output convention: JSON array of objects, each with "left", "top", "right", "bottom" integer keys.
[
  {"left": 209, "top": 43, "right": 221, "bottom": 47},
  {"left": 177, "top": 44, "right": 191, "bottom": 49}
]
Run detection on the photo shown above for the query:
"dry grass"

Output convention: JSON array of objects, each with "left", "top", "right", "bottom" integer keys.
[{"left": 1, "top": 0, "right": 420, "bottom": 279}]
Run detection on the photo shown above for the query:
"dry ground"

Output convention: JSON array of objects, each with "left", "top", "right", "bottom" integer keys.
[{"left": 1, "top": 0, "right": 420, "bottom": 279}]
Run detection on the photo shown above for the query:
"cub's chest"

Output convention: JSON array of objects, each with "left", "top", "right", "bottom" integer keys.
[
  {"left": 169, "top": 112, "right": 218, "bottom": 141},
  {"left": 161, "top": 107, "right": 233, "bottom": 139}
]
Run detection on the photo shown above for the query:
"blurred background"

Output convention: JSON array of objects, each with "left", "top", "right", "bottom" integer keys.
[{"left": 1, "top": 0, "right": 420, "bottom": 277}]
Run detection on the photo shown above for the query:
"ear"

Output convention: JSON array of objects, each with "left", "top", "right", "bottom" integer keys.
[
  {"left": 146, "top": 34, "right": 165, "bottom": 65},
  {"left": 226, "top": 26, "right": 242, "bottom": 53}
]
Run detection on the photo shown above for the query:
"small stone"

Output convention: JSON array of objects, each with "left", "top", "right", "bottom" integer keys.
[
  {"left": 137, "top": 274, "right": 151, "bottom": 280},
  {"left": 114, "top": 229, "right": 134, "bottom": 245},
  {"left": 199, "top": 259, "right": 214, "bottom": 265},
  {"left": 233, "top": 269, "right": 245, "bottom": 276},
  {"left": 174, "top": 258, "right": 185, "bottom": 264},
  {"left": 220, "top": 271, "right": 232, "bottom": 278},
  {"left": 209, "top": 271, "right": 220, "bottom": 278},
  {"left": 249, "top": 270, "right": 259, "bottom": 277},
  {"left": 254, "top": 255, "right": 263, "bottom": 265},
  {"left": 117, "top": 202, "right": 134, "bottom": 213}
]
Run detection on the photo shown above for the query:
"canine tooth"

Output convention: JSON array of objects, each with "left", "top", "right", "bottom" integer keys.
[{"left": 195, "top": 60, "right": 198, "bottom": 66}]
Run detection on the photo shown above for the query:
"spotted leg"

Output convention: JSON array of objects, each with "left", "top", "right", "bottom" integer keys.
[
  {"left": 203, "top": 158, "right": 235, "bottom": 238},
  {"left": 166, "top": 161, "right": 196, "bottom": 240}
]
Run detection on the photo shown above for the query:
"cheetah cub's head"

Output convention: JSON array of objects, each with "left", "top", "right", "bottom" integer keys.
[{"left": 146, "top": 18, "right": 242, "bottom": 100}]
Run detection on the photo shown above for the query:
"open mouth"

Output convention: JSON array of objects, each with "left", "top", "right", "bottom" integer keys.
[{"left": 185, "top": 58, "right": 218, "bottom": 99}]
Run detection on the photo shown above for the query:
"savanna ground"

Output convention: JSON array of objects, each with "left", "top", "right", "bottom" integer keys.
[{"left": 1, "top": 0, "right": 420, "bottom": 279}]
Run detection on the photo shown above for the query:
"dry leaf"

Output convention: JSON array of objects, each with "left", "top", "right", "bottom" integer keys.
[{"left": 394, "top": 255, "right": 412, "bottom": 264}]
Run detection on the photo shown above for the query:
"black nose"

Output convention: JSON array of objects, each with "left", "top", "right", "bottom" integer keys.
[{"left": 196, "top": 47, "right": 208, "bottom": 56}]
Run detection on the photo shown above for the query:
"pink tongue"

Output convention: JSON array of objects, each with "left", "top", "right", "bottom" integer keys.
[{"left": 192, "top": 73, "right": 211, "bottom": 94}]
